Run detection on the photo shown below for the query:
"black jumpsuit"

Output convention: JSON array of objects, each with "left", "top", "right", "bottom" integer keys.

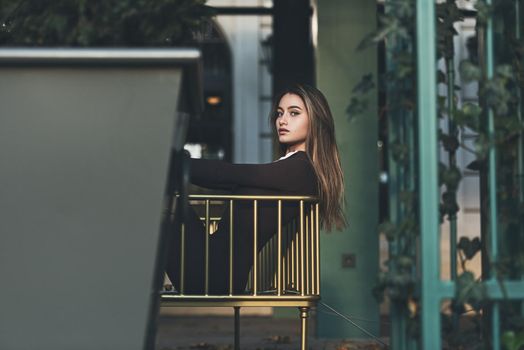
[{"left": 166, "top": 151, "right": 318, "bottom": 294}]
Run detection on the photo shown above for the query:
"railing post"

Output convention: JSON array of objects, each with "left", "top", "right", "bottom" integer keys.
[
  {"left": 179, "top": 223, "right": 185, "bottom": 295},
  {"left": 309, "top": 204, "right": 314, "bottom": 295},
  {"left": 229, "top": 200, "right": 234, "bottom": 296},
  {"left": 384, "top": 1, "right": 406, "bottom": 345},
  {"left": 277, "top": 200, "right": 282, "bottom": 295},
  {"left": 300, "top": 200, "right": 305, "bottom": 296},
  {"left": 484, "top": 0, "right": 501, "bottom": 347},
  {"left": 416, "top": 1, "right": 441, "bottom": 349},
  {"left": 205, "top": 199, "right": 210, "bottom": 295},
  {"left": 315, "top": 203, "right": 320, "bottom": 295},
  {"left": 515, "top": 0, "right": 524, "bottom": 322},
  {"left": 253, "top": 199, "right": 258, "bottom": 295}
]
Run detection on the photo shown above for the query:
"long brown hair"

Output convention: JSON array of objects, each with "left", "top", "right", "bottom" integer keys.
[{"left": 270, "top": 84, "right": 346, "bottom": 231}]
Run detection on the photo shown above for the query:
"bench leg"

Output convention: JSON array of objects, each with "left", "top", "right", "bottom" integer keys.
[
  {"left": 299, "top": 307, "right": 309, "bottom": 350},
  {"left": 234, "top": 306, "right": 240, "bottom": 350}
]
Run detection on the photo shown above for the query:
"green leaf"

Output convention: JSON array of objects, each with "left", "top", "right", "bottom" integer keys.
[
  {"left": 466, "top": 159, "right": 483, "bottom": 172},
  {"left": 459, "top": 60, "right": 481, "bottom": 82},
  {"left": 440, "top": 133, "right": 459, "bottom": 153},
  {"left": 352, "top": 73, "right": 375, "bottom": 94},
  {"left": 474, "top": 134, "right": 490, "bottom": 159},
  {"left": 496, "top": 64, "right": 514, "bottom": 80},
  {"left": 457, "top": 237, "right": 481, "bottom": 260},
  {"left": 455, "top": 271, "right": 486, "bottom": 311},
  {"left": 346, "top": 97, "right": 369, "bottom": 122},
  {"left": 502, "top": 330, "right": 524, "bottom": 350},
  {"left": 474, "top": 0, "right": 492, "bottom": 26},
  {"left": 356, "top": 14, "right": 400, "bottom": 50},
  {"left": 396, "top": 255, "right": 413, "bottom": 270},
  {"left": 391, "top": 142, "right": 409, "bottom": 165}
]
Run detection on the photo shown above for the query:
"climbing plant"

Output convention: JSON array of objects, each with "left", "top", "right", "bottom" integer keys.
[
  {"left": 0, "top": 0, "right": 213, "bottom": 46},
  {"left": 352, "top": 0, "right": 524, "bottom": 348}
]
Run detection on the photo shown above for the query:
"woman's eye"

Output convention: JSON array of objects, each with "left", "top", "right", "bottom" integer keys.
[{"left": 290, "top": 111, "right": 300, "bottom": 116}]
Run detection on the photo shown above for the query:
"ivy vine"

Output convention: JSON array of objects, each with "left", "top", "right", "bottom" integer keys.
[{"left": 352, "top": 0, "right": 524, "bottom": 348}]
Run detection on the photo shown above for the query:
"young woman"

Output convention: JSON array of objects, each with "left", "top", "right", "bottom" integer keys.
[{"left": 166, "top": 84, "right": 345, "bottom": 294}]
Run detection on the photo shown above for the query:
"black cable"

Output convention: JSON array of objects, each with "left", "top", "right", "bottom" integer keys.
[{"left": 319, "top": 301, "right": 390, "bottom": 348}]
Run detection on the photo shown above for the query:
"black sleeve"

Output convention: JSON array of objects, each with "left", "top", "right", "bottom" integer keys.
[{"left": 190, "top": 154, "right": 316, "bottom": 193}]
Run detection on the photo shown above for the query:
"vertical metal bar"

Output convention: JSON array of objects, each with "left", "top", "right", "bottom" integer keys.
[
  {"left": 516, "top": 0, "right": 524, "bottom": 227},
  {"left": 493, "top": 303, "right": 501, "bottom": 350},
  {"left": 398, "top": 102, "right": 410, "bottom": 348},
  {"left": 310, "top": 204, "right": 314, "bottom": 295},
  {"left": 295, "top": 223, "right": 300, "bottom": 292},
  {"left": 305, "top": 209, "right": 310, "bottom": 295},
  {"left": 309, "top": 212, "right": 314, "bottom": 295},
  {"left": 446, "top": 57, "right": 458, "bottom": 282},
  {"left": 406, "top": 105, "right": 419, "bottom": 350},
  {"left": 299, "top": 307, "right": 309, "bottom": 350},
  {"left": 290, "top": 223, "right": 297, "bottom": 290},
  {"left": 277, "top": 200, "right": 282, "bottom": 295},
  {"left": 282, "top": 247, "right": 286, "bottom": 293},
  {"left": 300, "top": 200, "right": 305, "bottom": 296},
  {"left": 265, "top": 239, "right": 269, "bottom": 291},
  {"left": 180, "top": 223, "right": 185, "bottom": 295},
  {"left": 271, "top": 237, "right": 275, "bottom": 291},
  {"left": 485, "top": 0, "right": 498, "bottom": 265},
  {"left": 416, "top": 1, "right": 441, "bottom": 349},
  {"left": 229, "top": 200, "right": 234, "bottom": 296},
  {"left": 234, "top": 306, "right": 240, "bottom": 350},
  {"left": 269, "top": 240, "right": 273, "bottom": 291},
  {"left": 385, "top": 1, "right": 403, "bottom": 344},
  {"left": 515, "top": 0, "right": 524, "bottom": 321},
  {"left": 205, "top": 200, "right": 210, "bottom": 295},
  {"left": 253, "top": 199, "right": 258, "bottom": 295},
  {"left": 265, "top": 236, "right": 269, "bottom": 290},
  {"left": 310, "top": 205, "right": 316, "bottom": 295},
  {"left": 286, "top": 223, "right": 291, "bottom": 292},
  {"left": 315, "top": 203, "right": 320, "bottom": 295},
  {"left": 271, "top": 233, "right": 276, "bottom": 290},
  {"left": 485, "top": 0, "right": 501, "bottom": 348},
  {"left": 446, "top": 55, "right": 460, "bottom": 332},
  {"left": 264, "top": 238, "right": 267, "bottom": 291}
]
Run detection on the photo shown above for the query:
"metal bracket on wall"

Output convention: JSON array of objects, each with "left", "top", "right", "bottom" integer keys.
[{"left": 341, "top": 253, "right": 356, "bottom": 268}]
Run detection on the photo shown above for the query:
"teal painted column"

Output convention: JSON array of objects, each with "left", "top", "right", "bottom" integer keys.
[
  {"left": 415, "top": 1, "right": 442, "bottom": 349},
  {"left": 316, "top": 0, "right": 380, "bottom": 338}
]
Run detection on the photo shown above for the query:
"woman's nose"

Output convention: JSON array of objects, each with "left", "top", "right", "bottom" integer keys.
[{"left": 279, "top": 115, "right": 288, "bottom": 125}]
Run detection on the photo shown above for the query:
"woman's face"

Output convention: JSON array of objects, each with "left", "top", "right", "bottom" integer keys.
[{"left": 275, "top": 93, "right": 309, "bottom": 153}]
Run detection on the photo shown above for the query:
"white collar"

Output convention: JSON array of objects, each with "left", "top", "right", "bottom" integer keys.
[{"left": 278, "top": 150, "right": 299, "bottom": 161}]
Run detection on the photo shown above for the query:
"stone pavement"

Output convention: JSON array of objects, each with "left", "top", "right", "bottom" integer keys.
[{"left": 155, "top": 315, "right": 387, "bottom": 350}]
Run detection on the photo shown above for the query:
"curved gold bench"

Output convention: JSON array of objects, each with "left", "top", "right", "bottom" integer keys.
[{"left": 161, "top": 195, "right": 320, "bottom": 350}]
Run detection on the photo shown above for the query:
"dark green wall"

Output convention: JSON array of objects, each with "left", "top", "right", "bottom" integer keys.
[{"left": 316, "top": 0, "right": 380, "bottom": 338}]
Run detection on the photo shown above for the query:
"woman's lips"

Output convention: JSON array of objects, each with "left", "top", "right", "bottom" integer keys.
[{"left": 278, "top": 129, "right": 289, "bottom": 135}]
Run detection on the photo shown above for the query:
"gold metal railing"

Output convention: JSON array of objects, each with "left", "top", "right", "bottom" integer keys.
[
  {"left": 164, "top": 194, "right": 320, "bottom": 301},
  {"left": 161, "top": 195, "right": 321, "bottom": 350}
]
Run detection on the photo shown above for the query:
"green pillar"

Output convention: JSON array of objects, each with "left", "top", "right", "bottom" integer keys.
[{"left": 317, "top": 0, "right": 379, "bottom": 338}]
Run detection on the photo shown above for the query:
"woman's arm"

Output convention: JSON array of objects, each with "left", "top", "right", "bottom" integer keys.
[{"left": 190, "top": 153, "right": 316, "bottom": 193}]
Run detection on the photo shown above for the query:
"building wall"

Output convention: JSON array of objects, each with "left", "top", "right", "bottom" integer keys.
[
  {"left": 316, "top": 0, "right": 380, "bottom": 338},
  {"left": 207, "top": 0, "right": 273, "bottom": 164}
]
